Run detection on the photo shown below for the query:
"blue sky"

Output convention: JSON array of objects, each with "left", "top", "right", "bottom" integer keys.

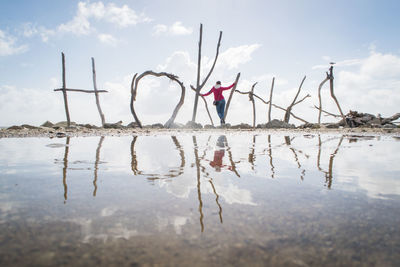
[{"left": 1, "top": 0, "right": 399, "bottom": 126}]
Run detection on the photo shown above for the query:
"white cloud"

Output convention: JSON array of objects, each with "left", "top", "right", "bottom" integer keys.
[
  {"left": 97, "top": 33, "right": 118, "bottom": 46},
  {"left": 0, "top": 30, "right": 28, "bottom": 56},
  {"left": 331, "top": 51, "right": 400, "bottom": 118},
  {"left": 218, "top": 44, "right": 261, "bottom": 69},
  {"left": 22, "top": 23, "right": 55, "bottom": 42},
  {"left": 153, "top": 21, "right": 192, "bottom": 36},
  {"left": 58, "top": 1, "right": 151, "bottom": 36}
]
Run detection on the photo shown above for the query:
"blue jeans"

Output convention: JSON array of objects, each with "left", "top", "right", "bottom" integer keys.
[{"left": 215, "top": 99, "right": 226, "bottom": 120}]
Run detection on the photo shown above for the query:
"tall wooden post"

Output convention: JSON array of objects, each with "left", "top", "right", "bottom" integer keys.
[
  {"left": 192, "top": 24, "right": 203, "bottom": 122},
  {"left": 61, "top": 52, "right": 71, "bottom": 127},
  {"left": 92, "top": 57, "right": 106, "bottom": 127},
  {"left": 268, "top": 77, "right": 275, "bottom": 122},
  {"left": 329, "top": 66, "right": 346, "bottom": 123},
  {"left": 223, "top": 72, "right": 241, "bottom": 121}
]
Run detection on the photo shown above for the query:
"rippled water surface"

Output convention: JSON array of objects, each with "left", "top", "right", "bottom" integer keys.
[{"left": 1, "top": 132, "right": 400, "bottom": 266}]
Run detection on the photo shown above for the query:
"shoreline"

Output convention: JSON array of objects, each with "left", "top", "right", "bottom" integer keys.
[{"left": 1, "top": 126, "right": 399, "bottom": 138}]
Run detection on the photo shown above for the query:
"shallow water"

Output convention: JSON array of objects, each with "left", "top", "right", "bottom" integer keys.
[{"left": 0, "top": 132, "right": 399, "bottom": 266}]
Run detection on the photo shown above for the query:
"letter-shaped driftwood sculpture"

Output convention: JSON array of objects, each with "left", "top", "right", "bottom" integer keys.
[
  {"left": 191, "top": 23, "right": 223, "bottom": 122},
  {"left": 284, "top": 75, "right": 307, "bottom": 123},
  {"left": 130, "top": 71, "right": 185, "bottom": 128},
  {"left": 54, "top": 53, "right": 108, "bottom": 127}
]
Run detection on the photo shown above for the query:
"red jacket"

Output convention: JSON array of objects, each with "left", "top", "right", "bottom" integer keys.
[{"left": 201, "top": 83, "right": 235, "bottom": 101}]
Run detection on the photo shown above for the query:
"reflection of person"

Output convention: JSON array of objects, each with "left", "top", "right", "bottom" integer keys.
[
  {"left": 201, "top": 81, "right": 235, "bottom": 125},
  {"left": 209, "top": 136, "right": 228, "bottom": 172}
]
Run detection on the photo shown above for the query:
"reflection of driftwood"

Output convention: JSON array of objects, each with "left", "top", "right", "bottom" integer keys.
[
  {"left": 192, "top": 24, "right": 223, "bottom": 122},
  {"left": 192, "top": 136, "right": 204, "bottom": 232},
  {"left": 130, "top": 136, "right": 141, "bottom": 175},
  {"left": 224, "top": 73, "right": 241, "bottom": 121},
  {"left": 268, "top": 77, "right": 275, "bottom": 122},
  {"left": 248, "top": 135, "right": 256, "bottom": 169},
  {"left": 93, "top": 136, "right": 104, "bottom": 197},
  {"left": 284, "top": 76, "right": 306, "bottom": 123},
  {"left": 267, "top": 135, "right": 275, "bottom": 178},
  {"left": 130, "top": 71, "right": 185, "bottom": 128},
  {"left": 191, "top": 85, "right": 213, "bottom": 126},
  {"left": 225, "top": 139, "right": 240, "bottom": 178},
  {"left": 317, "top": 135, "right": 343, "bottom": 188},
  {"left": 62, "top": 137, "right": 70, "bottom": 203},
  {"left": 284, "top": 136, "right": 306, "bottom": 180},
  {"left": 208, "top": 179, "right": 223, "bottom": 223},
  {"left": 130, "top": 136, "right": 185, "bottom": 178}
]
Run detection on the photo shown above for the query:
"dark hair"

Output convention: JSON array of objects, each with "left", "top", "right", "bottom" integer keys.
[{"left": 216, "top": 81, "right": 221, "bottom": 85}]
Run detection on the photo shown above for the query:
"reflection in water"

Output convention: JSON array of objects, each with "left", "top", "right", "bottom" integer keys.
[
  {"left": 60, "top": 136, "right": 105, "bottom": 202},
  {"left": 317, "top": 135, "right": 344, "bottom": 188},
  {"left": 284, "top": 136, "right": 306, "bottom": 180},
  {"left": 2, "top": 132, "right": 400, "bottom": 267},
  {"left": 62, "top": 137, "right": 70, "bottom": 203},
  {"left": 93, "top": 136, "right": 104, "bottom": 197},
  {"left": 267, "top": 135, "right": 275, "bottom": 178},
  {"left": 130, "top": 135, "right": 186, "bottom": 180},
  {"left": 192, "top": 136, "right": 204, "bottom": 232}
]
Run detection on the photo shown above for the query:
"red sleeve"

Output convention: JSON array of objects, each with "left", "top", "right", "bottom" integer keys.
[
  {"left": 201, "top": 88, "right": 214, "bottom": 96},
  {"left": 221, "top": 83, "right": 235, "bottom": 90}
]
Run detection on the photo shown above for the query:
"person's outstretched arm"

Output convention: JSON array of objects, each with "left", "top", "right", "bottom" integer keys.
[
  {"left": 221, "top": 83, "right": 235, "bottom": 90},
  {"left": 201, "top": 88, "right": 214, "bottom": 96}
]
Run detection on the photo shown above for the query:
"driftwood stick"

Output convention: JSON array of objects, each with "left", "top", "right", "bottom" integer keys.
[
  {"left": 223, "top": 73, "right": 241, "bottom": 121},
  {"left": 61, "top": 52, "right": 71, "bottom": 127},
  {"left": 54, "top": 88, "right": 108, "bottom": 93},
  {"left": 191, "top": 24, "right": 203, "bottom": 122},
  {"left": 191, "top": 85, "right": 214, "bottom": 126},
  {"left": 268, "top": 77, "right": 275, "bottom": 122},
  {"left": 235, "top": 90, "right": 269, "bottom": 104},
  {"left": 200, "top": 31, "right": 223, "bottom": 89},
  {"left": 130, "top": 73, "right": 141, "bottom": 128},
  {"left": 318, "top": 73, "right": 330, "bottom": 124},
  {"left": 250, "top": 82, "right": 257, "bottom": 128},
  {"left": 313, "top": 105, "right": 341, "bottom": 118},
  {"left": 284, "top": 75, "right": 306, "bottom": 123},
  {"left": 294, "top": 94, "right": 311, "bottom": 106},
  {"left": 92, "top": 58, "right": 106, "bottom": 127},
  {"left": 381, "top": 113, "right": 400, "bottom": 124},
  {"left": 272, "top": 104, "right": 309, "bottom": 123},
  {"left": 329, "top": 66, "right": 346, "bottom": 123}
]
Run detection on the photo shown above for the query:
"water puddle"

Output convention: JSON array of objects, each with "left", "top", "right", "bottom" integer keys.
[{"left": 0, "top": 132, "right": 399, "bottom": 266}]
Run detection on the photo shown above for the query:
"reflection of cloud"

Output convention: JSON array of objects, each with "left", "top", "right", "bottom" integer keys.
[
  {"left": 157, "top": 215, "right": 189, "bottom": 235},
  {"left": 217, "top": 184, "right": 257, "bottom": 206}
]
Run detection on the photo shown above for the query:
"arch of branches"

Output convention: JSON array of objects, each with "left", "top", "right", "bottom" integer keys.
[{"left": 130, "top": 71, "right": 186, "bottom": 128}]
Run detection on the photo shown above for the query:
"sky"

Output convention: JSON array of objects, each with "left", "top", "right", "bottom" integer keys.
[{"left": 0, "top": 0, "right": 399, "bottom": 127}]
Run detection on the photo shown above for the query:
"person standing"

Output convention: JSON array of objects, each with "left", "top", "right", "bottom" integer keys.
[{"left": 201, "top": 81, "right": 235, "bottom": 125}]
